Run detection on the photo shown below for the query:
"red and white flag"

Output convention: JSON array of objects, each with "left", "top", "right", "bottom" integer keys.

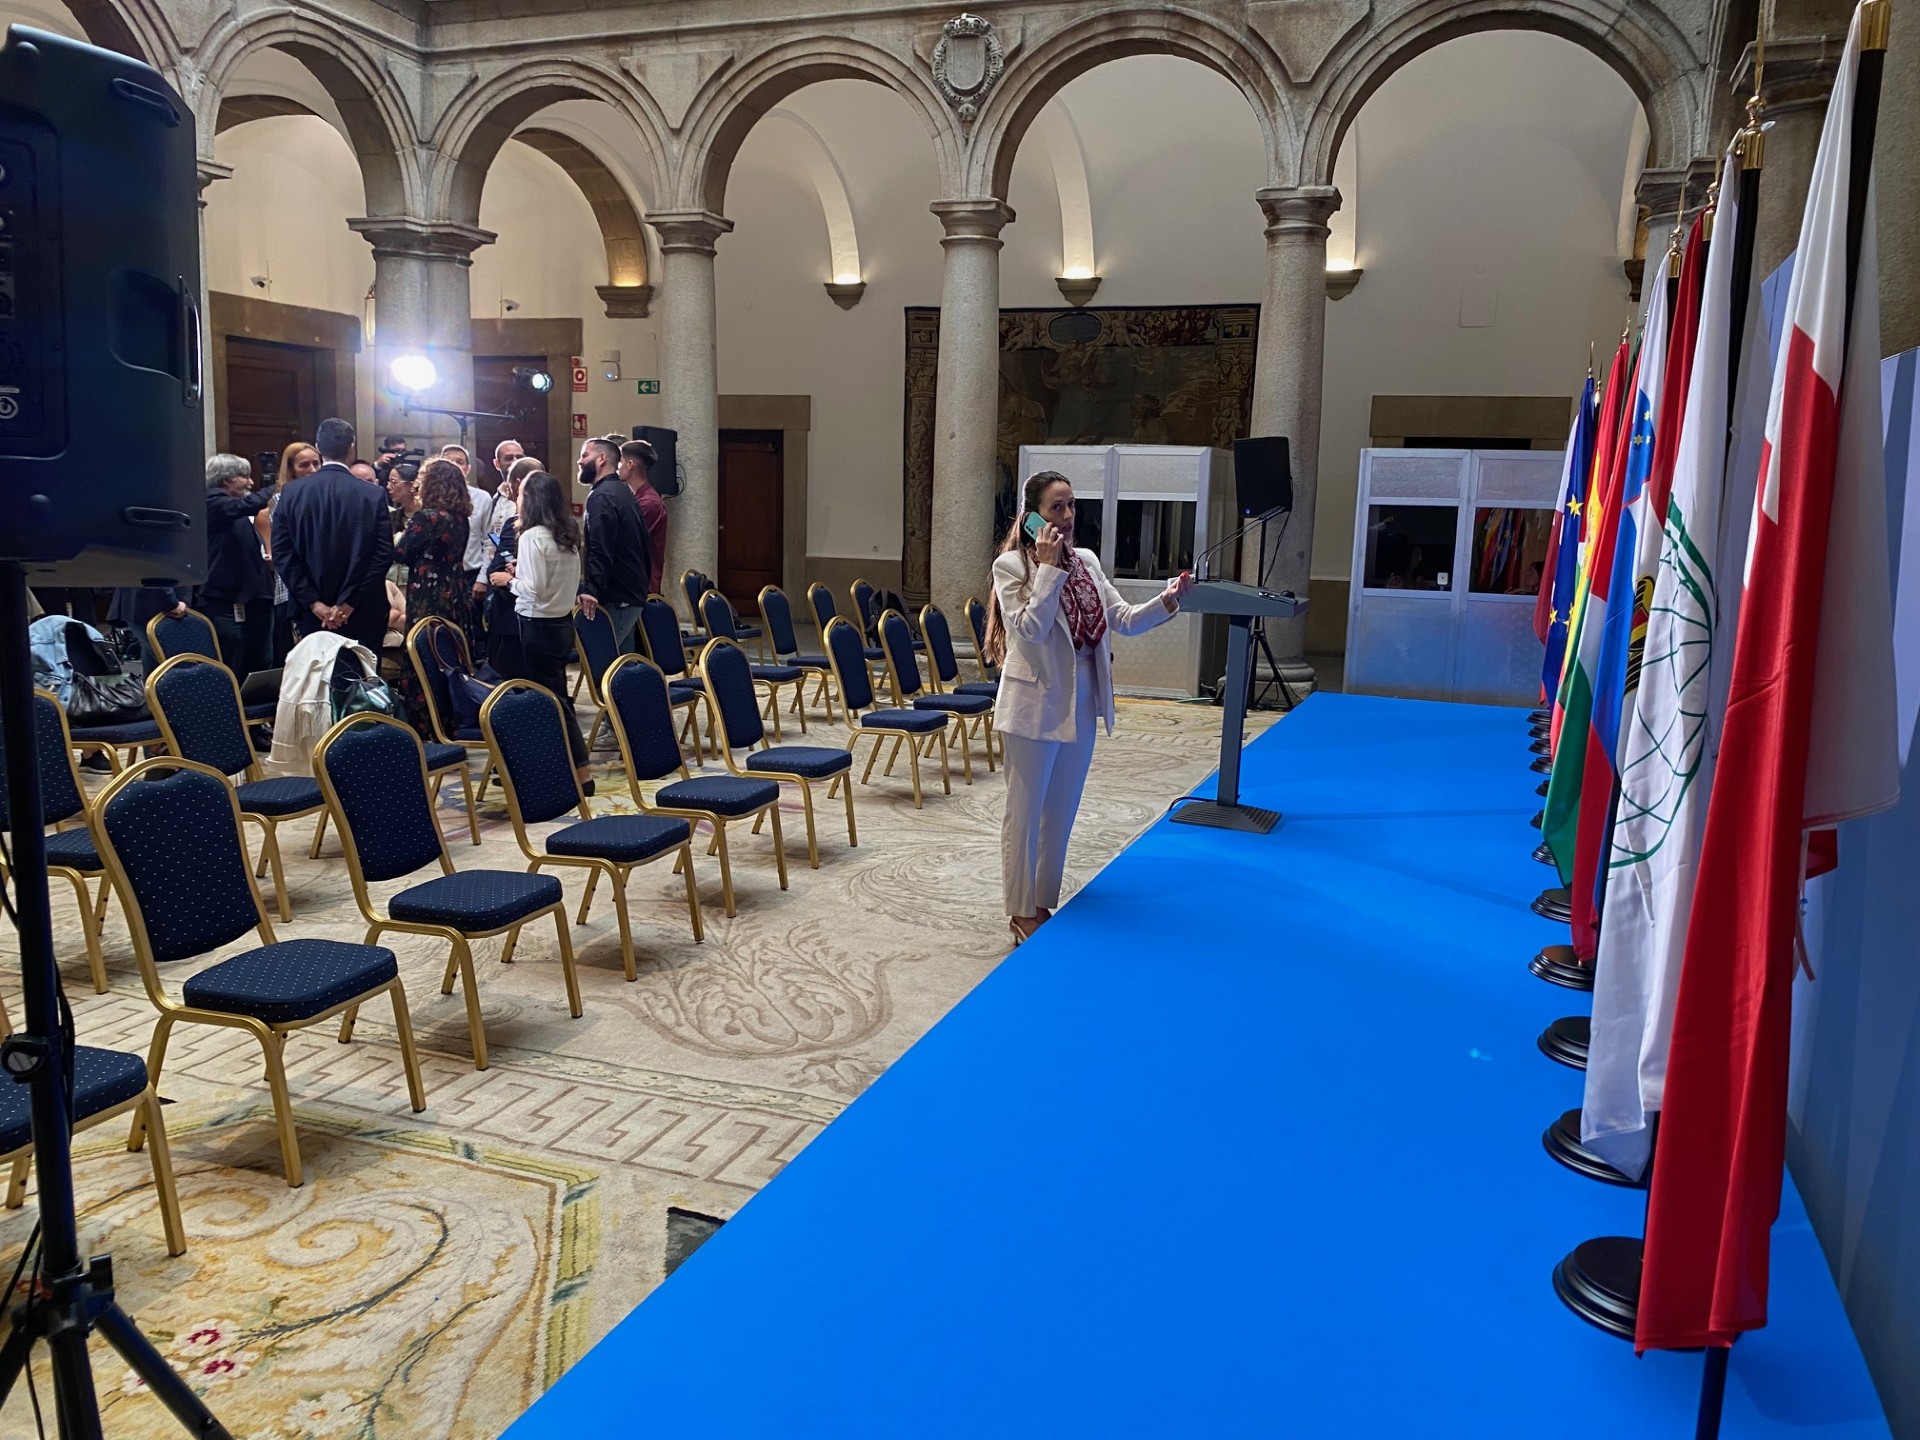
[{"left": 1636, "top": 0, "right": 1899, "bottom": 1352}]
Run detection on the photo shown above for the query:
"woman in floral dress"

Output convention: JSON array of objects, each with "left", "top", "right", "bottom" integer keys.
[{"left": 394, "top": 458, "right": 474, "bottom": 735}]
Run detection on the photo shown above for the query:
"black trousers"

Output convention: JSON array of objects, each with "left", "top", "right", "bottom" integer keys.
[
  {"left": 209, "top": 598, "right": 274, "bottom": 684},
  {"left": 517, "top": 614, "right": 587, "bottom": 768}
]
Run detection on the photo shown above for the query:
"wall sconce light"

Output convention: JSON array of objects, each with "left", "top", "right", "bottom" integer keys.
[
  {"left": 824, "top": 278, "right": 867, "bottom": 310},
  {"left": 1325, "top": 266, "right": 1365, "bottom": 301},
  {"left": 1055, "top": 272, "right": 1101, "bottom": 307}
]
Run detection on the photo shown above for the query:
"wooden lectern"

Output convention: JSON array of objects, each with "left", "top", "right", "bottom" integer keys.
[{"left": 1170, "top": 579, "right": 1307, "bottom": 834}]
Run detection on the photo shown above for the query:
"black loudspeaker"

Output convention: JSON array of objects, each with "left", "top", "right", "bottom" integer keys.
[
  {"left": 632, "top": 424, "right": 681, "bottom": 498},
  {"left": 0, "top": 27, "right": 204, "bottom": 585},
  {"left": 1232, "top": 436, "right": 1293, "bottom": 518}
]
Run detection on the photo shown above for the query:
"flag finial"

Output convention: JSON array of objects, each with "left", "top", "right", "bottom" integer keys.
[
  {"left": 1588, "top": 341, "right": 1596, "bottom": 380},
  {"left": 1739, "top": 0, "right": 1770, "bottom": 169},
  {"left": 1861, "top": 0, "right": 1890, "bottom": 50},
  {"left": 1702, "top": 179, "right": 1720, "bottom": 241}
]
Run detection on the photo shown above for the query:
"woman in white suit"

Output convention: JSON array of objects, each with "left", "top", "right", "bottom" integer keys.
[{"left": 985, "top": 471, "right": 1194, "bottom": 945}]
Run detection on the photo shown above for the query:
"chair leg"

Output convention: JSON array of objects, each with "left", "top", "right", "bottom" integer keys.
[
  {"left": 258, "top": 1030, "right": 304, "bottom": 1187},
  {"left": 793, "top": 685, "right": 808, "bottom": 735},
  {"left": 448, "top": 939, "right": 488, "bottom": 1070},
  {"left": 308, "top": 807, "right": 330, "bottom": 859},
  {"left": 5, "top": 1155, "right": 29, "bottom": 1209},
  {"left": 577, "top": 868, "right": 600, "bottom": 925},
  {"left": 338, "top": 1004, "right": 360, "bottom": 1043},
  {"left": 130, "top": 1014, "right": 177, "bottom": 1154},
  {"left": 610, "top": 868, "right": 637, "bottom": 981},
  {"left": 955, "top": 721, "right": 973, "bottom": 786},
  {"left": 907, "top": 738, "right": 924, "bottom": 808},
  {"left": 139, "top": 1092, "right": 188, "bottom": 1256},
  {"left": 388, "top": 979, "right": 427, "bottom": 1112},
  {"left": 586, "top": 708, "right": 606, "bottom": 753},
  {"left": 765, "top": 686, "right": 785, "bottom": 742},
  {"left": 552, "top": 908, "right": 583, "bottom": 1016},
  {"left": 63, "top": 871, "right": 107, "bottom": 994},
  {"left": 842, "top": 770, "right": 858, "bottom": 848},
  {"left": 678, "top": 843, "right": 704, "bottom": 942},
  {"left": 713, "top": 824, "right": 736, "bottom": 918},
  {"left": 939, "top": 730, "right": 954, "bottom": 795},
  {"left": 261, "top": 819, "right": 292, "bottom": 922},
  {"left": 766, "top": 806, "right": 790, "bottom": 890},
  {"left": 984, "top": 716, "right": 997, "bottom": 772},
  {"left": 246, "top": 815, "right": 270, "bottom": 880},
  {"left": 458, "top": 763, "right": 481, "bottom": 845},
  {"left": 884, "top": 735, "right": 902, "bottom": 776},
  {"left": 500, "top": 925, "right": 521, "bottom": 964},
  {"left": 798, "top": 782, "right": 821, "bottom": 869},
  {"left": 859, "top": 735, "right": 881, "bottom": 785}
]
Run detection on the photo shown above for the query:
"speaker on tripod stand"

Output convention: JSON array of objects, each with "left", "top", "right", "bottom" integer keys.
[
  {"left": 0, "top": 24, "right": 230, "bottom": 1438},
  {"left": 1229, "top": 437, "right": 1299, "bottom": 710}
]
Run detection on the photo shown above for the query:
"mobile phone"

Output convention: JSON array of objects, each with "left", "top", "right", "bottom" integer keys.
[{"left": 1022, "top": 511, "right": 1047, "bottom": 544}]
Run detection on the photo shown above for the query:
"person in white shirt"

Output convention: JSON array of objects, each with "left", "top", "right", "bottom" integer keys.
[
  {"left": 505, "top": 470, "right": 591, "bottom": 785},
  {"left": 444, "top": 444, "right": 498, "bottom": 623},
  {"left": 985, "top": 470, "right": 1193, "bottom": 945}
]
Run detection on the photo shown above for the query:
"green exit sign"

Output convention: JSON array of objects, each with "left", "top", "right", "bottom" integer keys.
[{"left": 636, "top": 380, "right": 660, "bottom": 395}]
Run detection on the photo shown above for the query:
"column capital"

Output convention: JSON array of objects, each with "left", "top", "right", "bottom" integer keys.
[
  {"left": 196, "top": 156, "right": 232, "bottom": 194},
  {"left": 1731, "top": 36, "right": 1843, "bottom": 116},
  {"left": 931, "top": 197, "right": 1016, "bottom": 245},
  {"left": 1634, "top": 158, "right": 1719, "bottom": 219},
  {"left": 347, "top": 216, "right": 495, "bottom": 264},
  {"left": 1255, "top": 185, "right": 1341, "bottom": 242},
  {"left": 649, "top": 210, "right": 734, "bottom": 255},
  {"left": 596, "top": 283, "right": 656, "bottom": 319}
]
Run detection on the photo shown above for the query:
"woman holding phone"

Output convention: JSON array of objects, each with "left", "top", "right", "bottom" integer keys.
[{"left": 983, "top": 470, "right": 1194, "bottom": 945}]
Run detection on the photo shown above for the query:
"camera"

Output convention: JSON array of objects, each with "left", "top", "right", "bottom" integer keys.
[{"left": 375, "top": 446, "right": 425, "bottom": 483}]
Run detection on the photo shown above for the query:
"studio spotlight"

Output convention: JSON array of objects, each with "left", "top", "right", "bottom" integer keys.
[
  {"left": 389, "top": 353, "right": 438, "bottom": 395},
  {"left": 513, "top": 366, "right": 554, "bottom": 394}
]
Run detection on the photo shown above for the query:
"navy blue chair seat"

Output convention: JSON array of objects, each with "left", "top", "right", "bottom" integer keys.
[
  {"left": 424, "top": 741, "right": 467, "bottom": 771},
  {"left": 861, "top": 708, "right": 947, "bottom": 734},
  {"left": 668, "top": 679, "right": 703, "bottom": 701},
  {"left": 182, "top": 938, "right": 400, "bottom": 1025},
  {"left": 389, "top": 869, "right": 564, "bottom": 932},
  {"left": 748, "top": 745, "right": 852, "bottom": 780},
  {"left": 750, "top": 663, "right": 806, "bottom": 685},
  {"left": 0, "top": 1046, "right": 148, "bottom": 1155},
  {"left": 547, "top": 814, "right": 691, "bottom": 865},
  {"left": 786, "top": 653, "right": 832, "bottom": 670},
  {"left": 245, "top": 700, "right": 279, "bottom": 720},
  {"left": 913, "top": 692, "right": 994, "bottom": 716},
  {"left": 233, "top": 776, "right": 324, "bottom": 816},
  {"left": 956, "top": 680, "right": 1000, "bottom": 698},
  {"left": 44, "top": 827, "right": 102, "bottom": 872},
  {"left": 69, "top": 718, "right": 162, "bottom": 746},
  {"left": 655, "top": 774, "right": 779, "bottom": 817}
]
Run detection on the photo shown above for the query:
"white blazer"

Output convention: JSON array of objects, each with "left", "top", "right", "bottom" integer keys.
[{"left": 991, "top": 546, "right": 1175, "bottom": 743}]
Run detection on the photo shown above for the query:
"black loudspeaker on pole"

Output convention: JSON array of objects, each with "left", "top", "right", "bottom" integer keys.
[
  {"left": 632, "top": 425, "right": 681, "bottom": 498},
  {"left": 0, "top": 25, "right": 229, "bottom": 1438}
]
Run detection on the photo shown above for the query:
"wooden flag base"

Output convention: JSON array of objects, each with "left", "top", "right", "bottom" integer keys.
[
  {"left": 1537, "top": 1015, "right": 1591, "bottom": 1068},
  {"left": 1553, "top": 1236, "right": 1642, "bottom": 1341},
  {"left": 1533, "top": 841, "right": 1555, "bottom": 866},
  {"left": 1530, "top": 943, "right": 1594, "bottom": 990},
  {"left": 1530, "top": 754, "right": 1554, "bottom": 773},
  {"left": 1545, "top": 1107, "right": 1646, "bottom": 1187},
  {"left": 1531, "top": 887, "right": 1573, "bottom": 922}
]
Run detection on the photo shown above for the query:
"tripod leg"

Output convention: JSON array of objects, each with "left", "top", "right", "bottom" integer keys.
[
  {"left": 0, "top": 1310, "right": 38, "bottom": 1411},
  {"left": 94, "top": 1302, "right": 231, "bottom": 1440}
]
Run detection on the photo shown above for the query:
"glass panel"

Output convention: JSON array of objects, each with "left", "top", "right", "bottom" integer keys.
[
  {"left": 1075, "top": 498, "right": 1104, "bottom": 559},
  {"left": 1362, "top": 503, "right": 1457, "bottom": 591},
  {"left": 1111, "top": 499, "right": 1194, "bottom": 580},
  {"left": 1469, "top": 506, "right": 1556, "bottom": 596}
]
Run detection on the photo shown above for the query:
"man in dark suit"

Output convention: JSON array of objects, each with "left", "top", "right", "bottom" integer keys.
[{"left": 271, "top": 417, "right": 393, "bottom": 653}]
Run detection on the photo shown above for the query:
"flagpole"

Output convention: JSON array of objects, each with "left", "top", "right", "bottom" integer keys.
[{"left": 1725, "top": 93, "right": 1765, "bottom": 430}]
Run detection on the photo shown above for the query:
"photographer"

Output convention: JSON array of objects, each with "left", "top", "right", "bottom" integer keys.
[{"left": 199, "top": 453, "right": 276, "bottom": 682}]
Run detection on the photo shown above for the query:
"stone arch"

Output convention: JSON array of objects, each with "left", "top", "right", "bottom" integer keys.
[
  {"left": 198, "top": 13, "right": 419, "bottom": 216},
  {"left": 56, "top": 0, "right": 164, "bottom": 64},
  {"left": 429, "top": 60, "right": 671, "bottom": 230},
  {"left": 674, "top": 36, "right": 962, "bottom": 214},
  {"left": 1302, "top": 0, "right": 1704, "bottom": 188},
  {"left": 512, "top": 128, "right": 654, "bottom": 313},
  {"left": 970, "top": 9, "right": 1291, "bottom": 200},
  {"left": 759, "top": 109, "right": 864, "bottom": 283}
]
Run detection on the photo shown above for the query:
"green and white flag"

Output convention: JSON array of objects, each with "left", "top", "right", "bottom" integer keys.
[{"left": 1581, "top": 145, "right": 1764, "bottom": 1178}]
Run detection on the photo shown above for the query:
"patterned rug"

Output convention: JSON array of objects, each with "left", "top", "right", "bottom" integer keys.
[{"left": 0, "top": 692, "right": 1271, "bottom": 1439}]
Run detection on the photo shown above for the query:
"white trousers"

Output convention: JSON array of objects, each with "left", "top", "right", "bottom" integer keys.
[{"left": 1000, "top": 653, "right": 1099, "bottom": 918}]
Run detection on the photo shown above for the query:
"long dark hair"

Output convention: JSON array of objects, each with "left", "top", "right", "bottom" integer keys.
[
  {"left": 517, "top": 471, "right": 581, "bottom": 552},
  {"left": 981, "top": 470, "right": 1072, "bottom": 667}
]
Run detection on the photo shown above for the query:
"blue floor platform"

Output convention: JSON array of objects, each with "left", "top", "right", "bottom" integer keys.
[{"left": 507, "top": 692, "right": 1889, "bottom": 1438}]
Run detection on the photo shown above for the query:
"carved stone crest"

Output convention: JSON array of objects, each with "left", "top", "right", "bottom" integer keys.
[{"left": 932, "top": 14, "right": 1004, "bottom": 126}]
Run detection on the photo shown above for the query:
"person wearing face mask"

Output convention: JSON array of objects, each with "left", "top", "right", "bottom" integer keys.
[{"left": 574, "top": 435, "right": 650, "bottom": 653}]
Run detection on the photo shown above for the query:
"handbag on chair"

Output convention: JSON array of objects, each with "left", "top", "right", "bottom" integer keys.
[
  {"left": 58, "top": 621, "right": 148, "bottom": 726},
  {"left": 329, "top": 646, "right": 401, "bottom": 724}
]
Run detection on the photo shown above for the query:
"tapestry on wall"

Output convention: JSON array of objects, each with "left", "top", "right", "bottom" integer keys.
[{"left": 900, "top": 304, "right": 1260, "bottom": 600}]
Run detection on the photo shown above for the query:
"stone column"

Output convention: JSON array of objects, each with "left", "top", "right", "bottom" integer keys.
[
  {"left": 926, "top": 198, "right": 1014, "bottom": 612},
  {"left": 195, "top": 156, "right": 232, "bottom": 455},
  {"left": 1246, "top": 185, "right": 1339, "bottom": 693},
  {"left": 347, "top": 216, "right": 492, "bottom": 452},
  {"left": 649, "top": 210, "right": 732, "bottom": 587}
]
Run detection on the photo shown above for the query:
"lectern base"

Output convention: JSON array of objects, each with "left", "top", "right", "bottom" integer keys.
[{"left": 1170, "top": 800, "right": 1280, "bottom": 834}]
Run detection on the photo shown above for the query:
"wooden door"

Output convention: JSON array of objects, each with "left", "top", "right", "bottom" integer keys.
[
  {"left": 718, "top": 430, "right": 784, "bottom": 606},
  {"left": 224, "top": 337, "right": 323, "bottom": 470},
  {"left": 473, "top": 355, "right": 552, "bottom": 487}
]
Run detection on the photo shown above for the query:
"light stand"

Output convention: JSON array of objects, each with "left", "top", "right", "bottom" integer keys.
[
  {"left": 397, "top": 401, "right": 517, "bottom": 453},
  {"left": 1244, "top": 510, "right": 1300, "bottom": 712},
  {"left": 0, "top": 563, "right": 229, "bottom": 1437}
]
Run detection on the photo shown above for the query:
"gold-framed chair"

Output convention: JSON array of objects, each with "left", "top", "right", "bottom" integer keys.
[
  {"left": 0, "top": 994, "right": 186, "bottom": 1255},
  {"left": 877, "top": 610, "right": 993, "bottom": 785},
  {"left": 145, "top": 653, "right": 329, "bottom": 921},
  {"left": 756, "top": 584, "right": 836, "bottom": 722},
  {"left": 637, "top": 594, "right": 713, "bottom": 762},
  {"left": 700, "top": 638, "right": 856, "bottom": 869},
  {"left": 823, "top": 617, "right": 951, "bottom": 808},
  {"left": 480, "top": 680, "right": 703, "bottom": 978},
  {"left": 314, "top": 712, "right": 578, "bottom": 1071},
  {"left": 405, "top": 615, "right": 499, "bottom": 833},
  {"left": 699, "top": 589, "right": 810, "bottom": 739},
  {"left": 605, "top": 654, "right": 788, "bottom": 917},
  {"left": 90, "top": 757, "right": 427, "bottom": 1188}
]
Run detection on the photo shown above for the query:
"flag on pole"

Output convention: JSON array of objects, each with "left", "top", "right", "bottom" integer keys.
[
  {"left": 1638, "top": 0, "right": 1899, "bottom": 1350},
  {"left": 1551, "top": 338, "right": 1632, "bottom": 747},
  {"left": 1535, "top": 378, "right": 1597, "bottom": 701},
  {"left": 1583, "top": 146, "right": 1762, "bottom": 1178}
]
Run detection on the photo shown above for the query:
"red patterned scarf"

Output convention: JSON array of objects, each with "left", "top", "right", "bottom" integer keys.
[{"left": 1059, "top": 549, "right": 1108, "bottom": 652}]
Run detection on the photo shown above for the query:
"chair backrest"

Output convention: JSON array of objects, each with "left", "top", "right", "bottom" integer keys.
[
  {"left": 877, "top": 611, "right": 925, "bottom": 701},
  {"left": 639, "top": 596, "right": 690, "bottom": 679},
  {"left": 408, "top": 617, "right": 470, "bottom": 742},
  {"left": 699, "top": 588, "right": 741, "bottom": 642},
  {"left": 481, "top": 682, "right": 585, "bottom": 829},
  {"left": 759, "top": 586, "right": 801, "bottom": 658},
  {"left": 314, "top": 714, "right": 447, "bottom": 883},
  {"left": 823, "top": 617, "right": 876, "bottom": 714},
  {"left": 96, "top": 759, "right": 269, "bottom": 967},
  {"left": 850, "top": 579, "right": 878, "bottom": 635},
  {"left": 605, "top": 655, "right": 686, "bottom": 785},
  {"left": 700, "top": 639, "right": 765, "bottom": 751},
  {"left": 0, "top": 691, "right": 90, "bottom": 830},
  {"left": 920, "top": 605, "right": 962, "bottom": 687},
  {"left": 572, "top": 607, "right": 619, "bottom": 704},
  {"left": 148, "top": 608, "right": 222, "bottom": 665},
  {"left": 806, "top": 582, "right": 839, "bottom": 634},
  {"left": 147, "top": 655, "right": 255, "bottom": 779},
  {"left": 682, "top": 570, "right": 713, "bottom": 627}
]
